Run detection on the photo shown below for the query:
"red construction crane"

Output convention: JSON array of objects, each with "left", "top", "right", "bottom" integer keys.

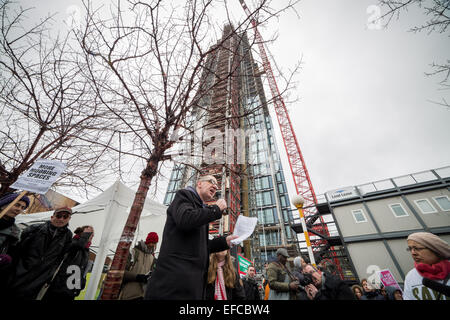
[{"left": 238, "top": 0, "right": 342, "bottom": 274}]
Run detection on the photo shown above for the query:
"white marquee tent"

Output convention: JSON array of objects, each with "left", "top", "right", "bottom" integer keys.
[{"left": 15, "top": 180, "right": 168, "bottom": 300}]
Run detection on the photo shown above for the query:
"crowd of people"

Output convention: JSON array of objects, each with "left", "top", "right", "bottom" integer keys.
[
  {"left": 0, "top": 193, "right": 93, "bottom": 300},
  {"left": 1, "top": 174, "right": 449, "bottom": 301}
]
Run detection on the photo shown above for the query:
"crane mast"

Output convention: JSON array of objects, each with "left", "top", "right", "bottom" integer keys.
[{"left": 238, "top": 0, "right": 342, "bottom": 272}]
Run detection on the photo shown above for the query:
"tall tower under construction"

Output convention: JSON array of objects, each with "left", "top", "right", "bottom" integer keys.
[{"left": 163, "top": 25, "right": 299, "bottom": 269}]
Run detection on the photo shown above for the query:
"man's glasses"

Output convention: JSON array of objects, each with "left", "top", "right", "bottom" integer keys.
[
  {"left": 406, "top": 246, "right": 427, "bottom": 252},
  {"left": 202, "top": 179, "right": 218, "bottom": 188},
  {"left": 55, "top": 213, "right": 70, "bottom": 219}
]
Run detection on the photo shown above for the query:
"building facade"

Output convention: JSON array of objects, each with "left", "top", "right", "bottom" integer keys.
[
  {"left": 316, "top": 166, "right": 450, "bottom": 287},
  {"left": 163, "top": 26, "right": 298, "bottom": 270}
]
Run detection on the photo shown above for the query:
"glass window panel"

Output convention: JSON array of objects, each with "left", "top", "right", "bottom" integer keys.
[
  {"left": 263, "top": 191, "right": 274, "bottom": 206},
  {"left": 434, "top": 196, "right": 450, "bottom": 211},
  {"left": 415, "top": 199, "right": 436, "bottom": 214},
  {"left": 280, "top": 195, "right": 287, "bottom": 208},
  {"left": 435, "top": 167, "right": 450, "bottom": 179},
  {"left": 256, "top": 193, "right": 263, "bottom": 206},
  {"left": 285, "top": 226, "right": 292, "bottom": 238},
  {"left": 373, "top": 179, "right": 395, "bottom": 191},
  {"left": 358, "top": 184, "right": 376, "bottom": 195},
  {"left": 352, "top": 209, "right": 367, "bottom": 223},
  {"left": 259, "top": 233, "right": 266, "bottom": 246},
  {"left": 393, "top": 175, "right": 416, "bottom": 187},
  {"left": 412, "top": 171, "right": 437, "bottom": 183},
  {"left": 258, "top": 210, "right": 265, "bottom": 224},
  {"left": 255, "top": 178, "right": 262, "bottom": 190},
  {"left": 390, "top": 204, "right": 408, "bottom": 217}
]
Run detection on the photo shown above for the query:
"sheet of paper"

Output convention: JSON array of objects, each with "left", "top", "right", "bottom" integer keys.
[{"left": 230, "top": 215, "right": 258, "bottom": 245}]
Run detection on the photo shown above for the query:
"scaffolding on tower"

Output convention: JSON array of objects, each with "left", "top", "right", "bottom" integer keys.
[{"left": 238, "top": 0, "right": 344, "bottom": 278}]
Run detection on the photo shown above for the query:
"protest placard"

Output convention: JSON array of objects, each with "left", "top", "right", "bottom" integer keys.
[
  {"left": 378, "top": 269, "right": 402, "bottom": 292},
  {"left": 10, "top": 159, "right": 66, "bottom": 194}
]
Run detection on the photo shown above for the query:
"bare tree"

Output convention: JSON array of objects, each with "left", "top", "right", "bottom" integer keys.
[
  {"left": 0, "top": 0, "right": 118, "bottom": 198},
  {"left": 378, "top": 0, "right": 450, "bottom": 107},
  {"left": 74, "top": 0, "right": 298, "bottom": 299},
  {"left": 379, "top": 0, "right": 450, "bottom": 33}
]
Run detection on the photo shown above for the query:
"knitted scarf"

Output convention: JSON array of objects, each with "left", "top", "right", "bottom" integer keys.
[
  {"left": 214, "top": 260, "right": 227, "bottom": 300},
  {"left": 415, "top": 260, "right": 450, "bottom": 280},
  {"left": 73, "top": 234, "right": 91, "bottom": 249},
  {"left": 0, "top": 217, "right": 14, "bottom": 230}
]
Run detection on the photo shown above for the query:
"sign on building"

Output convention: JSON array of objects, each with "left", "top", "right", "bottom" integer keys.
[
  {"left": 10, "top": 159, "right": 66, "bottom": 194},
  {"left": 326, "top": 186, "right": 359, "bottom": 202}
]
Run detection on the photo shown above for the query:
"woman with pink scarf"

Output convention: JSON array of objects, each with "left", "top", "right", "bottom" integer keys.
[
  {"left": 205, "top": 249, "right": 246, "bottom": 300},
  {"left": 403, "top": 232, "right": 450, "bottom": 300}
]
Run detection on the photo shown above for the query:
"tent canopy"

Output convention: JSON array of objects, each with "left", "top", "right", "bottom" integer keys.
[
  {"left": 15, "top": 180, "right": 168, "bottom": 300},
  {"left": 15, "top": 180, "right": 168, "bottom": 255}
]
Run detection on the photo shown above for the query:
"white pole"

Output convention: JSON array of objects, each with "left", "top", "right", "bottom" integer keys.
[
  {"left": 291, "top": 194, "right": 316, "bottom": 267},
  {"left": 84, "top": 181, "right": 120, "bottom": 300}
]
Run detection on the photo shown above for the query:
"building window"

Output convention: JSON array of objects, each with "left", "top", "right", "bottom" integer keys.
[
  {"left": 433, "top": 195, "right": 450, "bottom": 211},
  {"left": 351, "top": 209, "right": 367, "bottom": 223},
  {"left": 278, "top": 183, "right": 286, "bottom": 194},
  {"left": 414, "top": 199, "right": 437, "bottom": 214},
  {"left": 258, "top": 208, "right": 277, "bottom": 224},
  {"left": 257, "top": 191, "right": 274, "bottom": 206},
  {"left": 285, "top": 226, "right": 292, "bottom": 238},
  {"left": 389, "top": 203, "right": 409, "bottom": 218},
  {"left": 255, "top": 176, "right": 272, "bottom": 190},
  {"left": 164, "top": 192, "right": 175, "bottom": 205}
]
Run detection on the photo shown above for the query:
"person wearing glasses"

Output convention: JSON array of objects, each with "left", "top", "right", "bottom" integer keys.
[
  {"left": 7, "top": 207, "right": 74, "bottom": 300},
  {"left": 403, "top": 232, "right": 450, "bottom": 300},
  {"left": 145, "top": 175, "right": 238, "bottom": 300},
  {"left": 0, "top": 193, "right": 31, "bottom": 297}
]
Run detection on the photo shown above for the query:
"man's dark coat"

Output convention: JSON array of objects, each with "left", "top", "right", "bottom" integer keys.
[
  {"left": 313, "top": 272, "right": 355, "bottom": 300},
  {"left": 8, "top": 221, "right": 72, "bottom": 299},
  {"left": 145, "top": 188, "right": 228, "bottom": 300}
]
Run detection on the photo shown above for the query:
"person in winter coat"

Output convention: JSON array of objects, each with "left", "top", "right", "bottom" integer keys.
[
  {"left": 205, "top": 249, "right": 246, "bottom": 300},
  {"left": 403, "top": 232, "right": 450, "bottom": 300},
  {"left": 267, "top": 248, "right": 299, "bottom": 300},
  {"left": 351, "top": 284, "right": 364, "bottom": 300},
  {"left": 0, "top": 193, "right": 30, "bottom": 297},
  {"left": 302, "top": 264, "right": 355, "bottom": 300},
  {"left": 8, "top": 207, "right": 73, "bottom": 300},
  {"left": 242, "top": 265, "right": 261, "bottom": 300},
  {"left": 292, "top": 256, "right": 308, "bottom": 300},
  {"left": 360, "top": 278, "right": 385, "bottom": 300},
  {"left": 384, "top": 285, "right": 403, "bottom": 300},
  {"left": 145, "top": 175, "right": 238, "bottom": 300},
  {"left": 119, "top": 232, "right": 159, "bottom": 300},
  {"left": 42, "top": 225, "right": 94, "bottom": 300}
]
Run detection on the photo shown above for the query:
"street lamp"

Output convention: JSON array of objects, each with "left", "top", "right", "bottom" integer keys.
[{"left": 291, "top": 194, "right": 316, "bottom": 267}]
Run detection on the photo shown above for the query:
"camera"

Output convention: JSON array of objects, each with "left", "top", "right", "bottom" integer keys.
[{"left": 298, "top": 273, "right": 313, "bottom": 287}]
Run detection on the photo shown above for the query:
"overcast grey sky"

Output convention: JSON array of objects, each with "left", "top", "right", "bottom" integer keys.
[
  {"left": 263, "top": 0, "right": 450, "bottom": 199},
  {"left": 13, "top": 0, "right": 450, "bottom": 204}
]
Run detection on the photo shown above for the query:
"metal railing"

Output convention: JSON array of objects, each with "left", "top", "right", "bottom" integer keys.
[{"left": 317, "top": 165, "right": 450, "bottom": 203}]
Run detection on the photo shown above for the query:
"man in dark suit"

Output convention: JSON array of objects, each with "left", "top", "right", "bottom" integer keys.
[{"left": 145, "top": 175, "right": 237, "bottom": 300}]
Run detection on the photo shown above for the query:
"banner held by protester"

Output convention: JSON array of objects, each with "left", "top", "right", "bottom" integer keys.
[
  {"left": 0, "top": 159, "right": 66, "bottom": 219},
  {"left": 10, "top": 159, "right": 66, "bottom": 194}
]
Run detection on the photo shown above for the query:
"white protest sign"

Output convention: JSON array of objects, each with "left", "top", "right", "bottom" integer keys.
[
  {"left": 231, "top": 215, "right": 258, "bottom": 245},
  {"left": 10, "top": 159, "right": 66, "bottom": 194}
]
